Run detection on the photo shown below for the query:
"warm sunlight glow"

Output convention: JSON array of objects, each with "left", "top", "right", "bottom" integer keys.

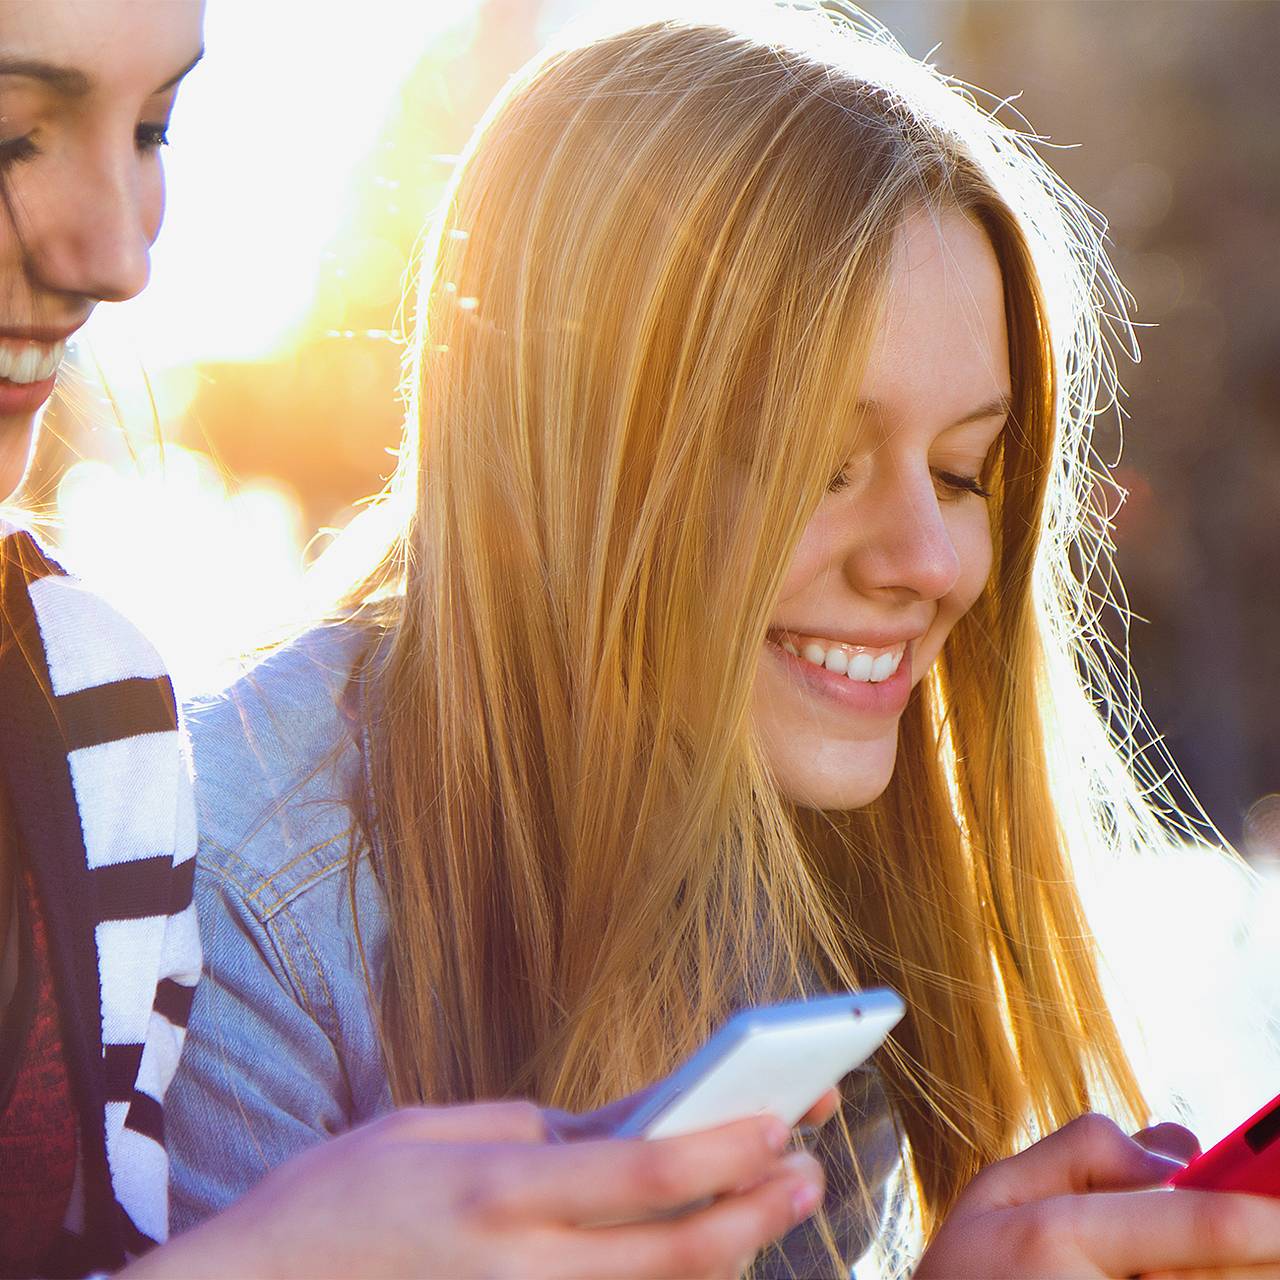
[
  {"left": 1086, "top": 847, "right": 1280, "bottom": 1148},
  {"left": 56, "top": 446, "right": 307, "bottom": 693},
  {"left": 82, "top": 0, "right": 472, "bottom": 368},
  {"left": 28, "top": 6, "right": 1279, "bottom": 1186}
]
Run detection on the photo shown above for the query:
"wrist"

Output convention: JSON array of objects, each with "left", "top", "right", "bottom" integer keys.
[{"left": 116, "top": 1210, "right": 275, "bottom": 1280}]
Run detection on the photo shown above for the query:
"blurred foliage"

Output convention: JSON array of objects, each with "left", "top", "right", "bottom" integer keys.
[
  {"left": 180, "top": 1, "right": 544, "bottom": 530},
  {"left": 28, "top": 0, "right": 1280, "bottom": 842}
]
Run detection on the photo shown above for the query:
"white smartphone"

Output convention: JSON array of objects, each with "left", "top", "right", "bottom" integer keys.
[{"left": 613, "top": 989, "right": 904, "bottom": 1141}]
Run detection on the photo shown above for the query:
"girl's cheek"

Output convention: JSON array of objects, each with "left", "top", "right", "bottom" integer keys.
[
  {"left": 949, "top": 512, "right": 995, "bottom": 616},
  {"left": 775, "top": 512, "right": 839, "bottom": 604},
  {"left": 142, "top": 168, "right": 166, "bottom": 244}
]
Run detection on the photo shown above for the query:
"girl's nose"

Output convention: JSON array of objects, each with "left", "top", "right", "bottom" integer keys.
[
  {"left": 23, "top": 147, "right": 154, "bottom": 304},
  {"left": 842, "top": 465, "right": 962, "bottom": 604}
]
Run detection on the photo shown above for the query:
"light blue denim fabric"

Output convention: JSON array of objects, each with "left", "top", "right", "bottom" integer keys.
[
  {"left": 166, "top": 622, "right": 389, "bottom": 1230},
  {"left": 166, "top": 621, "right": 901, "bottom": 1273}
]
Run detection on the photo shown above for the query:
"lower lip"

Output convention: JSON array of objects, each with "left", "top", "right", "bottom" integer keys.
[
  {"left": 0, "top": 373, "right": 57, "bottom": 417},
  {"left": 764, "top": 638, "right": 914, "bottom": 716}
]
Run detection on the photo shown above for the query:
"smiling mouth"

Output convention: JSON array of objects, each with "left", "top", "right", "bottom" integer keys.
[
  {"left": 767, "top": 628, "right": 907, "bottom": 685},
  {"left": 0, "top": 339, "right": 67, "bottom": 385}
]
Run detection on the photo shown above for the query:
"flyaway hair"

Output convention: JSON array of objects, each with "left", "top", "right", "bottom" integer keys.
[{"left": 341, "top": 4, "right": 1208, "bottom": 1272}]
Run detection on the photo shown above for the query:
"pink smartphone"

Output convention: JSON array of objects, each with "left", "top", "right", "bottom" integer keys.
[{"left": 1169, "top": 1091, "right": 1280, "bottom": 1198}]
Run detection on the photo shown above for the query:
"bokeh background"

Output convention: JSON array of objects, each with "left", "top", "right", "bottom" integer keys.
[
  {"left": 30, "top": 0, "right": 1280, "bottom": 853},
  {"left": 32, "top": 0, "right": 1280, "bottom": 855},
  {"left": 28, "top": 0, "right": 1280, "bottom": 852},
  {"left": 19, "top": 0, "right": 1280, "bottom": 1156}
]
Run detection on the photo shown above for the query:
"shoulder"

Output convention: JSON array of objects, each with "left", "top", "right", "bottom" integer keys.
[
  {"left": 0, "top": 525, "right": 189, "bottom": 867},
  {"left": 1, "top": 522, "right": 170, "bottom": 695},
  {"left": 177, "top": 623, "right": 392, "bottom": 1124},
  {"left": 1, "top": 524, "right": 198, "bottom": 1250},
  {"left": 186, "top": 622, "right": 375, "bottom": 910}
]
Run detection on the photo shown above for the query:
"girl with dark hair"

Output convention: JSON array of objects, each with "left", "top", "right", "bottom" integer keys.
[{"left": 0, "top": 4, "right": 204, "bottom": 1267}]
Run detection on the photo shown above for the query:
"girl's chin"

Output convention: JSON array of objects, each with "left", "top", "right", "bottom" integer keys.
[{"left": 769, "top": 736, "right": 900, "bottom": 812}]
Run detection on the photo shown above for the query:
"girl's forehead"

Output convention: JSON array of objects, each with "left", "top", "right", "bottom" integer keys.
[
  {"left": 857, "top": 211, "right": 1011, "bottom": 425},
  {"left": 0, "top": 0, "right": 203, "bottom": 93}
]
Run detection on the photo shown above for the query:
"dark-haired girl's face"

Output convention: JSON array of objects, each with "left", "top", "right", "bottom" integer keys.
[{"left": 0, "top": 0, "right": 203, "bottom": 501}]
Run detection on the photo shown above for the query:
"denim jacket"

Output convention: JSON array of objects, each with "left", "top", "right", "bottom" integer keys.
[{"left": 166, "top": 622, "right": 901, "bottom": 1274}]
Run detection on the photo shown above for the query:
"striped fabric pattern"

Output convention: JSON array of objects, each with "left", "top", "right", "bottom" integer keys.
[{"left": 0, "top": 523, "right": 200, "bottom": 1272}]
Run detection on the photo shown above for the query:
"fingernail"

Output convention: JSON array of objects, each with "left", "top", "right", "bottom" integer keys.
[
  {"left": 763, "top": 1115, "right": 790, "bottom": 1153},
  {"left": 791, "top": 1176, "right": 823, "bottom": 1219}
]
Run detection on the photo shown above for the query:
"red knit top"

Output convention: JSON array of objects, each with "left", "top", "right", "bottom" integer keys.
[{"left": 0, "top": 870, "right": 78, "bottom": 1276}]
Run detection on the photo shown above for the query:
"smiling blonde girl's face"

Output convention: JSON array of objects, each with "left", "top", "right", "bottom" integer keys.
[{"left": 754, "top": 209, "right": 1011, "bottom": 811}]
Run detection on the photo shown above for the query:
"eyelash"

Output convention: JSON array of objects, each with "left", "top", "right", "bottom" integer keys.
[
  {"left": 0, "top": 135, "right": 38, "bottom": 169},
  {"left": 0, "top": 121, "right": 170, "bottom": 171},
  {"left": 825, "top": 468, "right": 993, "bottom": 500},
  {"left": 136, "top": 122, "right": 170, "bottom": 151}
]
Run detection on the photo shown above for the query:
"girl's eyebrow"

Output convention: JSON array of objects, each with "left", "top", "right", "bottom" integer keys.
[
  {"left": 154, "top": 49, "right": 205, "bottom": 94},
  {"left": 949, "top": 394, "right": 1012, "bottom": 427},
  {"left": 0, "top": 57, "right": 91, "bottom": 97},
  {"left": 853, "top": 393, "right": 1012, "bottom": 428},
  {"left": 0, "top": 47, "right": 204, "bottom": 99}
]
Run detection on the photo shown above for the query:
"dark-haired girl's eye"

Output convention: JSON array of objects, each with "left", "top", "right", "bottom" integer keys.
[
  {"left": 0, "top": 134, "right": 39, "bottom": 170},
  {"left": 136, "top": 122, "right": 170, "bottom": 152},
  {"left": 933, "top": 469, "right": 992, "bottom": 500}
]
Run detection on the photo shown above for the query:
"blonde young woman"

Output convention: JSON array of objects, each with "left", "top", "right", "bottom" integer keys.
[{"left": 167, "top": 6, "right": 1280, "bottom": 1277}]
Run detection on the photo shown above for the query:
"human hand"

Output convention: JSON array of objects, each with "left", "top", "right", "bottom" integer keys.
[
  {"left": 914, "top": 1112, "right": 1280, "bottom": 1279},
  {"left": 134, "top": 1100, "right": 825, "bottom": 1280}
]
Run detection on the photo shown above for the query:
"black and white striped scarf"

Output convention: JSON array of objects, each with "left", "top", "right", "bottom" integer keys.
[{"left": 0, "top": 521, "right": 200, "bottom": 1276}]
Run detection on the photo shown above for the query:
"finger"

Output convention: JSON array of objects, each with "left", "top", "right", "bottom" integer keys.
[
  {"left": 1071, "top": 1186, "right": 1280, "bottom": 1276},
  {"left": 507, "top": 1113, "right": 793, "bottom": 1221},
  {"left": 965, "top": 1113, "right": 1186, "bottom": 1210},
  {"left": 1142, "top": 1267, "right": 1280, "bottom": 1280},
  {"left": 388, "top": 1100, "right": 548, "bottom": 1144},
  {"left": 1132, "top": 1121, "right": 1201, "bottom": 1166},
  {"left": 797, "top": 1088, "right": 841, "bottom": 1130},
  {"left": 568, "top": 1151, "right": 825, "bottom": 1280},
  {"left": 549, "top": 1082, "right": 666, "bottom": 1142}
]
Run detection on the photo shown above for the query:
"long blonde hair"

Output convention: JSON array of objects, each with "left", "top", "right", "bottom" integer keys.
[{"left": 348, "top": 3, "right": 1175, "bottom": 1263}]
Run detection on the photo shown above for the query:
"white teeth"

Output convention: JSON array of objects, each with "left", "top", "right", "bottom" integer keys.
[
  {"left": 848, "top": 652, "right": 874, "bottom": 681},
  {"left": 0, "top": 340, "right": 65, "bottom": 384},
  {"left": 779, "top": 634, "right": 906, "bottom": 685},
  {"left": 824, "top": 649, "right": 849, "bottom": 676},
  {"left": 869, "top": 653, "right": 897, "bottom": 683}
]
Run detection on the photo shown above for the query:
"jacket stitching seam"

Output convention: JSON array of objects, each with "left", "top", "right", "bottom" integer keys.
[
  {"left": 267, "top": 909, "right": 319, "bottom": 1023},
  {"left": 244, "top": 830, "right": 355, "bottom": 905}
]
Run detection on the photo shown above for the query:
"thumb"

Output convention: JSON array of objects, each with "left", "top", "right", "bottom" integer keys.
[
  {"left": 392, "top": 1101, "right": 550, "bottom": 1144},
  {"left": 962, "top": 1113, "right": 1188, "bottom": 1212},
  {"left": 547, "top": 1081, "right": 666, "bottom": 1142},
  {"left": 1132, "top": 1121, "right": 1200, "bottom": 1166}
]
